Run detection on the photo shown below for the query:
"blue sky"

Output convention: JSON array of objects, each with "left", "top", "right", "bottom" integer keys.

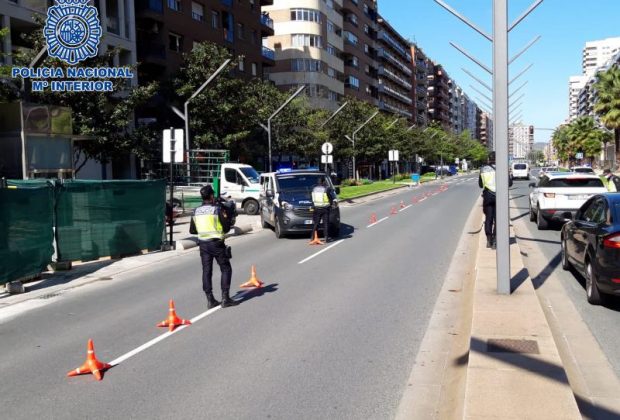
[{"left": 379, "top": 0, "right": 620, "bottom": 143}]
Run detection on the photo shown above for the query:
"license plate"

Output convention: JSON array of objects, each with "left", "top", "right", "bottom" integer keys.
[
  {"left": 568, "top": 195, "right": 587, "bottom": 200},
  {"left": 304, "top": 219, "right": 313, "bottom": 225}
]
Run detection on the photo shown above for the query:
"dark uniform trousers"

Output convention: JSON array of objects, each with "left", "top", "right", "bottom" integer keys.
[
  {"left": 312, "top": 206, "right": 330, "bottom": 239},
  {"left": 199, "top": 239, "right": 232, "bottom": 294},
  {"left": 482, "top": 189, "right": 496, "bottom": 238}
]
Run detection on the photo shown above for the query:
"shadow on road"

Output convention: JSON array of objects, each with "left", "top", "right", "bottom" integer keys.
[
  {"left": 235, "top": 283, "right": 279, "bottom": 303},
  {"left": 511, "top": 211, "right": 529, "bottom": 222},
  {"left": 516, "top": 235, "right": 561, "bottom": 245},
  {"left": 530, "top": 251, "right": 561, "bottom": 289},
  {"left": 511, "top": 268, "right": 529, "bottom": 293},
  {"left": 455, "top": 337, "right": 620, "bottom": 419}
]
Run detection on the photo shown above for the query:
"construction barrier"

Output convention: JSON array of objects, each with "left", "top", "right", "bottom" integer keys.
[
  {"left": 55, "top": 180, "right": 166, "bottom": 262},
  {"left": 0, "top": 183, "right": 55, "bottom": 285}
]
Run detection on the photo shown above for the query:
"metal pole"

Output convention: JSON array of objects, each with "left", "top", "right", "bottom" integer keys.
[
  {"left": 184, "top": 103, "right": 190, "bottom": 182},
  {"left": 268, "top": 119, "right": 272, "bottom": 172},
  {"left": 494, "top": 0, "right": 510, "bottom": 294},
  {"left": 169, "top": 127, "right": 175, "bottom": 249},
  {"left": 352, "top": 133, "right": 356, "bottom": 181}
]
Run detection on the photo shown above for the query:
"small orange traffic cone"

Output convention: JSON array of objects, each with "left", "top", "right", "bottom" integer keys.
[
  {"left": 390, "top": 206, "right": 398, "bottom": 215},
  {"left": 400, "top": 200, "right": 405, "bottom": 209},
  {"left": 309, "top": 231, "right": 324, "bottom": 245},
  {"left": 370, "top": 213, "right": 377, "bottom": 224},
  {"left": 157, "top": 299, "right": 191, "bottom": 332},
  {"left": 67, "top": 339, "right": 112, "bottom": 381},
  {"left": 240, "top": 265, "right": 264, "bottom": 288}
]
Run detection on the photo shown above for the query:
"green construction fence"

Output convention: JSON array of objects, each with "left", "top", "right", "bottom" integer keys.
[
  {"left": 0, "top": 183, "right": 55, "bottom": 285},
  {"left": 0, "top": 179, "right": 167, "bottom": 285}
]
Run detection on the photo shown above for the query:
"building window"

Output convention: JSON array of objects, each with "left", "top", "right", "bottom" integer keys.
[
  {"left": 291, "top": 59, "right": 322, "bottom": 72},
  {"left": 249, "top": 0, "right": 255, "bottom": 11},
  {"left": 364, "top": 43, "right": 369, "bottom": 53},
  {"left": 169, "top": 32, "right": 183, "bottom": 52},
  {"left": 251, "top": 30, "right": 258, "bottom": 44},
  {"left": 328, "top": 90, "right": 338, "bottom": 102},
  {"left": 191, "top": 2, "right": 204, "bottom": 21},
  {"left": 327, "top": 20, "right": 334, "bottom": 33},
  {"left": 237, "top": 23, "right": 244, "bottom": 39},
  {"left": 324, "top": 0, "right": 334, "bottom": 9},
  {"left": 344, "top": 31, "right": 358, "bottom": 46},
  {"left": 347, "top": 13, "right": 358, "bottom": 26},
  {"left": 364, "top": 24, "right": 369, "bottom": 34},
  {"left": 211, "top": 11, "right": 219, "bottom": 28},
  {"left": 251, "top": 62, "right": 257, "bottom": 76},
  {"left": 291, "top": 34, "right": 322, "bottom": 48},
  {"left": 346, "top": 75, "right": 360, "bottom": 89},
  {"left": 290, "top": 8, "right": 321, "bottom": 23},
  {"left": 327, "top": 43, "right": 337, "bottom": 56},
  {"left": 167, "top": 0, "right": 180, "bottom": 11},
  {"left": 238, "top": 57, "right": 245, "bottom": 72},
  {"left": 327, "top": 67, "right": 336, "bottom": 78}
]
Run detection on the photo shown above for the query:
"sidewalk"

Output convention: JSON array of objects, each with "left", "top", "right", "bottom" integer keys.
[{"left": 464, "top": 225, "right": 581, "bottom": 419}]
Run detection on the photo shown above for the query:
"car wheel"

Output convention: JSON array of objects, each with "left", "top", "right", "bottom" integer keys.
[
  {"left": 561, "top": 237, "right": 570, "bottom": 270},
  {"left": 243, "top": 199, "right": 259, "bottom": 215},
  {"left": 529, "top": 203, "right": 536, "bottom": 222},
  {"left": 536, "top": 206, "right": 548, "bottom": 230},
  {"left": 274, "top": 216, "right": 284, "bottom": 239},
  {"left": 585, "top": 260, "right": 604, "bottom": 305}
]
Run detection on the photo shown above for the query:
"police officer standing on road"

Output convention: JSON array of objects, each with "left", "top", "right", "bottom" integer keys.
[
  {"left": 190, "top": 185, "right": 239, "bottom": 309},
  {"left": 600, "top": 168, "right": 620, "bottom": 192},
  {"left": 479, "top": 154, "right": 512, "bottom": 249},
  {"left": 310, "top": 177, "right": 335, "bottom": 244}
]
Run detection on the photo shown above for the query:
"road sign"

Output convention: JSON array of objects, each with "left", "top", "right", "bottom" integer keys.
[
  {"left": 455, "top": 158, "right": 460, "bottom": 164},
  {"left": 321, "top": 142, "right": 333, "bottom": 155},
  {"left": 388, "top": 150, "right": 399, "bottom": 161},
  {"left": 576, "top": 152, "right": 584, "bottom": 159},
  {"left": 321, "top": 155, "right": 333, "bottom": 164},
  {"left": 163, "top": 129, "right": 184, "bottom": 163}
]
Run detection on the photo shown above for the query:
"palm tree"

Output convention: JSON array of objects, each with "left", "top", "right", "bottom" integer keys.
[
  {"left": 593, "top": 65, "right": 620, "bottom": 165},
  {"left": 565, "top": 116, "right": 607, "bottom": 165}
]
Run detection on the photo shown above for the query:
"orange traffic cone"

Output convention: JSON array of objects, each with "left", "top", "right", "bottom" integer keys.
[
  {"left": 157, "top": 299, "right": 191, "bottom": 332},
  {"left": 240, "top": 265, "right": 264, "bottom": 288},
  {"left": 400, "top": 200, "right": 405, "bottom": 209},
  {"left": 67, "top": 339, "right": 112, "bottom": 381},
  {"left": 390, "top": 206, "right": 398, "bottom": 215},
  {"left": 309, "top": 231, "right": 324, "bottom": 245},
  {"left": 370, "top": 213, "right": 377, "bottom": 224}
]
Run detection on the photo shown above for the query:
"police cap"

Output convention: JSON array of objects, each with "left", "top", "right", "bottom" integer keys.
[{"left": 200, "top": 184, "right": 215, "bottom": 200}]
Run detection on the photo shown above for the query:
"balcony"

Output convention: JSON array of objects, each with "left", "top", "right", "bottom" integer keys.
[
  {"left": 378, "top": 49, "right": 412, "bottom": 76},
  {"left": 378, "top": 30, "right": 412, "bottom": 62},
  {"left": 379, "top": 101, "right": 412, "bottom": 118},
  {"left": 378, "top": 66, "right": 412, "bottom": 90},
  {"left": 260, "top": 13, "right": 274, "bottom": 36},
  {"left": 262, "top": 46, "right": 275, "bottom": 61},
  {"left": 378, "top": 84, "right": 413, "bottom": 105}
]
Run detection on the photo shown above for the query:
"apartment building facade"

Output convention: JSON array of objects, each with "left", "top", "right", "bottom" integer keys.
[
  {"left": 136, "top": 0, "right": 274, "bottom": 83},
  {"left": 341, "top": 0, "right": 379, "bottom": 106},
  {"left": 508, "top": 123, "right": 534, "bottom": 160},
  {"left": 411, "top": 44, "right": 429, "bottom": 127},
  {"left": 376, "top": 15, "right": 413, "bottom": 120},
  {"left": 1, "top": 0, "right": 137, "bottom": 72},
  {"left": 263, "top": 0, "right": 344, "bottom": 110},
  {"left": 479, "top": 112, "right": 493, "bottom": 151},
  {"left": 427, "top": 62, "right": 450, "bottom": 129}
]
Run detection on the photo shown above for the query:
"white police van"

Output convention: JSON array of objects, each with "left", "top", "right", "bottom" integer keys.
[{"left": 259, "top": 169, "right": 340, "bottom": 238}]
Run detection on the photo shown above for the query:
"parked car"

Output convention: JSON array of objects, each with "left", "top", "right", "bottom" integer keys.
[
  {"left": 529, "top": 172, "right": 607, "bottom": 229},
  {"left": 259, "top": 169, "right": 341, "bottom": 238},
  {"left": 570, "top": 166, "right": 596, "bottom": 174},
  {"left": 511, "top": 162, "right": 530, "bottom": 180},
  {"left": 561, "top": 193, "right": 620, "bottom": 304}
]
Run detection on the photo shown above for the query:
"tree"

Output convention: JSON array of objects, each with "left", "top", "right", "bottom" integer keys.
[
  {"left": 593, "top": 65, "right": 620, "bottom": 164},
  {"left": 552, "top": 117, "right": 608, "bottom": 166}
]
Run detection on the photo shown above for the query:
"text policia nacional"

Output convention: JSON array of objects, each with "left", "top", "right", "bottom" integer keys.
[{"left": 12, "top": 66, "right": 134, "bottom": 92}]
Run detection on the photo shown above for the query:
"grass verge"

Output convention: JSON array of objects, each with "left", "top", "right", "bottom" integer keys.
[{"left": 338, "top": 179, "right": 408, "bottom": 200}]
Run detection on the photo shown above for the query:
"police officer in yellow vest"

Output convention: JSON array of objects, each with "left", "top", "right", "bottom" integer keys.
[
  {"left": 478, "top": 157, "right": 513, "bottom": 249},
  {"left": 600, "top": 169, "right": 620, "bottom": 192},
  {"left": 189, "top": 185, "right": 239, "bottom": 309},
  {"left": 310, "top": 177, "right": 335, "bottom": 243}
]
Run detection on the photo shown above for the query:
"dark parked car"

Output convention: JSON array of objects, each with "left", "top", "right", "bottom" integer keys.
[{"left": 561, "top": 193, "right": 620, "bottom": 304}]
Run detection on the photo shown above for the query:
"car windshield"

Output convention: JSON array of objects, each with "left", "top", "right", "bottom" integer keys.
[
  {"left": 239, "top": 167, "right": 260, "bottom": 183},
  {"left": 573, "top": 168, "right": 594, "bottom": 173},
  {"left": 277, "top": 174, "right": 326, "bottom": 192},
  {"left": 513, "top": 164, "right": 527, "bottom": 170},
  {"left": 548, "top": 178, "right": 604, "bottom": 188}
]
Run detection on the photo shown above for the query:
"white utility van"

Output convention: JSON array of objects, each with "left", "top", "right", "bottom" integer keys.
[
  {"left": 511, "top": 162, "right": 530, "bottom": 180},
  {"left": 219, "top": 163, "right": 262, "bottom": 215}
]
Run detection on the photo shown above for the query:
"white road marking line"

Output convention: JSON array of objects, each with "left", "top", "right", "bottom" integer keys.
[
  {"left": 109, "top": 290, "right": 254, "bottom": 366},
  {"left": 419, "top": 197, "right": 427, "bottom": 202},
  {"left": 432, "top": 192, "right": 439, "bottom": 196},
  {"left": 367, "top": 216, "right": 389, "bottom": 228},
  {"left": 298, "top": 240, "right": 345, "bottom": 264},
  {"left": 399, "top": 204, "right": 412, "bottom": 212}
]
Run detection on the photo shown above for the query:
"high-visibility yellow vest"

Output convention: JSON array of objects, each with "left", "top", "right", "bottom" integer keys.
[
  {"left": 312, "top": 186, "right": 330, "bottom": 208},
  {"left": 600, "top": 176, "right": 617, "bottom": 192},
  {"left": 193, "top": 205, "right": 224, "bottom": 240},
  {"left": 480, "top": 168, "right": 496, "bottom": 193}
]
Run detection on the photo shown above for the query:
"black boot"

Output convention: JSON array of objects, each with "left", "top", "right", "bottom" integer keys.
[
  {"left": 221, "top": 290, "right": 239, "bottom": 308},
  {"left": 206, "top": 293, "right": 220, "bottom": 309},
  {"left": 491, "top": 236, "right": 497, "bottom": 250},
  {"left": 486, "top": 236, "right": 493, "bottom": 248}
]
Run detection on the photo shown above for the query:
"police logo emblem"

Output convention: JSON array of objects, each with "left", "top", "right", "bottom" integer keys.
[{"left": 44, "top": 0, "right": 102, "bottom": 65}]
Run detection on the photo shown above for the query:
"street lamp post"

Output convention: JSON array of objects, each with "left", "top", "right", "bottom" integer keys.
[
  {"left": 344, "top": 110, "right": 379, "bottom": 181},
  {"left": 319, "top": 101, "right": 349, "bottom": 129},
  {"left": 170, "top": 59, "right": 231, "bottom": 181},
  {"left": 259, "top": 85, "right": 306, "bottom": 172}
]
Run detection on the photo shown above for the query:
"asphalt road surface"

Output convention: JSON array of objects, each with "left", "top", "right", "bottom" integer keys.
[
  {"left": 510, "top": 170, "right": 620, "bottom": 380},
  {"left": 0, "top": 175, "right": 480, "bottom": 419}
]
